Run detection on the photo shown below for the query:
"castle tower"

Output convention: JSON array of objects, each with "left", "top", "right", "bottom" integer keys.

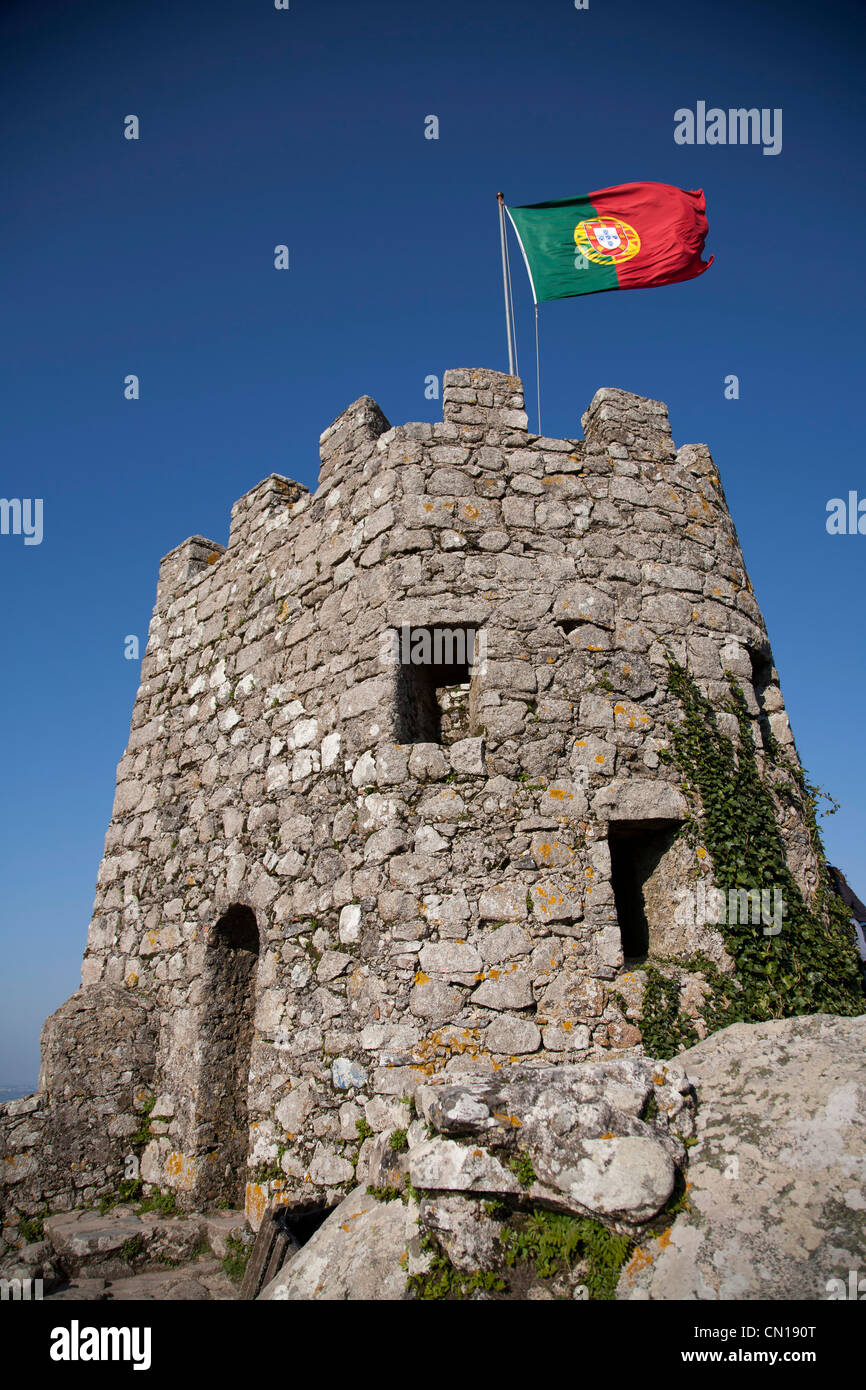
[{"left": 2, "top": 369, "right": 859, "bottom": 1233}]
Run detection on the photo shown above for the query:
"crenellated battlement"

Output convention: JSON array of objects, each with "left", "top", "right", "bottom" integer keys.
[{"left": 154, "top": 371, "right": 716, "bottom": 613}]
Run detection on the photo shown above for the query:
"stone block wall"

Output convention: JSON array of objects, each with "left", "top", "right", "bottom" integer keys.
[
  {"left": 0, "top": 986, "right": 155, "bottom": 1234},
  {"left": 0, "top": 369, "right": 819, "bottom": 1231}
]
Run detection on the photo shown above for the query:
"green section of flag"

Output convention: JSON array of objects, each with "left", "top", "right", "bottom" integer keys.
[{"left": 507, "top": 196, "right": 619, "bottom": 302}]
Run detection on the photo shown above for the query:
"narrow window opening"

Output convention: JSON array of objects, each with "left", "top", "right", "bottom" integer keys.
[
  {"left": 749, "top": 646, "right": 775, "bottom": 749},
  {"left": 196, "top": 904, "right": 259, "bottom": 1208},
  {"left": 749, "top": 647, "right": 773, "bottom": 692},
  {"left": 394, "top": 625, "right": 478, "bottom": 745},
  {"left": 608, "top": 821, "right": 683, "bottom": 962}
]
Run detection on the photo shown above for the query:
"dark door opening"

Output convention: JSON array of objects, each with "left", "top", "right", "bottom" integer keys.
[
  {"left": 608, "top": 821, "right": 683, "bottom": 962},
  {"left": 242, "top": 1203, "right": 340, "bottom": 1298},
  {"left": 196, "top": 904, "right": 259, "bottom": 1207},
  {"left": 277, "top": 1203, "right": 337, "bottom": 1247}
]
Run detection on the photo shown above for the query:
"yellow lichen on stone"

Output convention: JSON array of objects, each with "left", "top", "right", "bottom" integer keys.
[
  {"left": 493, "top": 1111, "right": 522, "bottom": 1128},
  {"left": 623, "top": 1245, "right": 653, "bottom": 1281},
  {"left": 164, "top": 1150, "right": 196, "bottom": 1190},
  {"left": 245, "top": 1182, "right": 268, "bottom": 1229}
]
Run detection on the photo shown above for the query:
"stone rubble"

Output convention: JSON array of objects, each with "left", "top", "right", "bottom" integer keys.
[{"left": 410, "top": 1059, "right": 692, "bottom": 1224}]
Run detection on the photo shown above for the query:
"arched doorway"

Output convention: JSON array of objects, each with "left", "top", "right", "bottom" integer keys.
[{"left": 195, "top": 904, "right": 259, "bottom": 1207}]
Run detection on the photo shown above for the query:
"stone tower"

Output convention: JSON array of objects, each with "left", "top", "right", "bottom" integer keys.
[{"left": 1, "top": 368, "right": 853, "bottom": 1234}]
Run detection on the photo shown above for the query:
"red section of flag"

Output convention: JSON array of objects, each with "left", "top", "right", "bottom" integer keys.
[{"left": 588, "top": 181, "right": 713, "bottom": 289}]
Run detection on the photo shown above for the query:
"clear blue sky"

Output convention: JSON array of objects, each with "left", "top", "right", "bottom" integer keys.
[{"left": 2, "top": 0, "right": 864, "bottom": 1085}]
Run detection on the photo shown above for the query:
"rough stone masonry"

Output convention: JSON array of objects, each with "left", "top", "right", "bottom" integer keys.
[{"left": 0, "top": 368, "right": 825, "bottom": 1236}]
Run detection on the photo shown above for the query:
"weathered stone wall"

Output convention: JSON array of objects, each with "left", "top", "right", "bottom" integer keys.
[
  {"left": 1, "top": 368, "right": 819, "bottom": 1232},
  {"left": 0, "top": 986, "right": 156, "bottom": 1234}
]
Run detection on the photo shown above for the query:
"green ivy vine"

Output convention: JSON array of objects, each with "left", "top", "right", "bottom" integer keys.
[
  {"left": 638, "top": 964, "right": 699, "bottom": 1059},
  {"left": 664, "top": 658, "right": 864, "bottom": 1027}
]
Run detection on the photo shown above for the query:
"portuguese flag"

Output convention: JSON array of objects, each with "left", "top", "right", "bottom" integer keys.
[{"left": 506, "top": 182, "right": 713, "bottom": 303}]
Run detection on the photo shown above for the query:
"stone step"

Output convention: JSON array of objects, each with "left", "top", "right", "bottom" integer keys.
[{"left": 42, "top": 1205, "right": 249, "bottom": 1282}]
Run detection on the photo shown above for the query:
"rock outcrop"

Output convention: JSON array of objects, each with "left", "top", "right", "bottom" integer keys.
[{"left": 617, "top": 1012, "right": 866, "bottom": 1300}]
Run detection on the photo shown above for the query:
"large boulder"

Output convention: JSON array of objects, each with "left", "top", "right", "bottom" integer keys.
[
  {"left": 412, "top": 1059, "right": 693, "bottom": 1226},
  {"left": 617, "top": 1013, "right": 866, "bottom": 1300},
  {"left": 258, "top": 1185, "right": 416, "bottom": 1301}
]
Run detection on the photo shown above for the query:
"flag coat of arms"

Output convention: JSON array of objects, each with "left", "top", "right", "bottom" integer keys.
[{"left": 506, "top": 182, "right": 713, "bottom": 303}]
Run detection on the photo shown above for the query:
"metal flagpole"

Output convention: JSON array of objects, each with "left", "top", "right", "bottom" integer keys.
[{"left": 497, "top": 192, "right": 516, "bottom": 376}]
